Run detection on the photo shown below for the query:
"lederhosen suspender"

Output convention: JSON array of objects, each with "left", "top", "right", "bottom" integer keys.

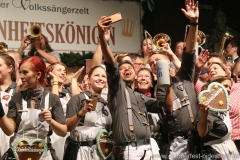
[
  {"left": 125, "top": 88, "right": 136, "bottom": 140},
  {"left": 175, "top": 76, "right": 195, "bottom": 132}
]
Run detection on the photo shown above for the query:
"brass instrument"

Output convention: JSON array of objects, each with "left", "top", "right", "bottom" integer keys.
[
  {"left": 197, "top": 30, "right": 206, "bottom": 46},
  {"left": 184, "top": 25, "right": 206, "bottom": 54},
  {"left": 27, "top": 25, "right": 42, "bottom": 43},
  {"left": 0, "top": 42, "right": 8, "bottom": 53},
  {"left": 219, "top": 33, "right": 234, "bottom": 63},
  {"left": 153, "top": 33, "right": 171, "bottom": 52},
  {"left": 144, "top": 30, "right": 171, "bottom": 53}
]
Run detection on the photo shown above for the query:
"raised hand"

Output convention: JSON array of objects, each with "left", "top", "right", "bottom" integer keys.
[
  {"left": 162, "top": 43, "right": 174, "bottom": 57},
  {"left": 195, "top": 49, "right": 210, "bottom": 69},
  {"left": 48, "top": 72, "right": 58, "bottom": 83},
  {"left": 97, "top": 16, "right": 112, "bottom": 37},
  {"left": 72, "top": 66, "right": 85, "bottom": 81},
  {"left": 20, "top": 36, "right": 31, "bottom": 49},
  {"left": 181, "top": 0, "right": 199, "bottom": 21}
]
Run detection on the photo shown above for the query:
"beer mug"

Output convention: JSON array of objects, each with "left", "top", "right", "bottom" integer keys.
[{"left": 156, "top": 60, "right": 170, "bottom": 87}]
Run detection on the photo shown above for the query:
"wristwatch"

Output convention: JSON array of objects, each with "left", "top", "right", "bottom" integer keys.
[{"left": 76, "top": 112, "right": 84, "bottom": 119}]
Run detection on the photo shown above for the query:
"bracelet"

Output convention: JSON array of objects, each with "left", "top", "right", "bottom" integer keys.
[
  {"left": 53, "top": 81, "right": 58, "bottom": 83},
  {"left": 0, "top": 103, "right": 5, "bottom": 118},
  {"left": 53, "top": 84, "right": 58, "bottom": 85},
  {"left": 190, "top": 22, "right": 198, "bottom": 26},
  {"left": 76, "top": 112, "right": 84, "bottom": 119}
]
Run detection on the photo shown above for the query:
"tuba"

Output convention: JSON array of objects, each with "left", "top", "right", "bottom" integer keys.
[
  {"left": 0, "top": 42, "right": 8, "bottom": 53},
  {"left": 27, "top": 25, "right": 42, "bottom": 43},
  {"left": 219, "top": 33, "right": 234, "bottom": 62}
]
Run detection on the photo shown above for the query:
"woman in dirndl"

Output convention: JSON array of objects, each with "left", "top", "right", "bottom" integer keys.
[{"left": 0, "top": 56, "right": 67, "bottom": 160}]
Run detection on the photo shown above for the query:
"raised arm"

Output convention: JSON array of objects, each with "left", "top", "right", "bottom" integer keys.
[
  {"left": 97, "top": 16, "right": 115, "bottom": 64},
  {"left": 92, "top": 28, "right": 111, "bottom": 68},
  {"left": 71, "top": 66, "right": 84, "bottom": 96},
  {"left": 18, "top": 36, "right": 31, "bottom": 57},
  {"left": 181, "top": 0, "right": 199, "bottom": 53},
  {"left": 162, "top": 43, "right": 182, "bottom": 70}
]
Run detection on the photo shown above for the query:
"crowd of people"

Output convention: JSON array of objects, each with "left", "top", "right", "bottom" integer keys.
[{"left": 0, "top": 0, "right": 240, "bottom": 160}]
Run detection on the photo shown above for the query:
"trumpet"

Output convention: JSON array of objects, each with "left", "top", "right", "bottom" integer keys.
[
  {"left": 26, "top": 25, "right": 42, "bottom": 43},
  {"left": 0, "top": 42, "right": 8, "bottom": 53}
]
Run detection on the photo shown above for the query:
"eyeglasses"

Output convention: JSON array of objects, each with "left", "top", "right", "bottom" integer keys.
[{"left": 134, "top": 63, "right": 144, "bottom": 66}]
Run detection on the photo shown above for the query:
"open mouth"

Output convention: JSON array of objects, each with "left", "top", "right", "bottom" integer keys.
[{"left": 124, "top": 71, "right": 132, "bottom": 77}]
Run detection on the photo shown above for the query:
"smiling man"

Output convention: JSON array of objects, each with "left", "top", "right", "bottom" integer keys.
[{"left": 97, "top": 15, "right": 173, "bottom": 160}]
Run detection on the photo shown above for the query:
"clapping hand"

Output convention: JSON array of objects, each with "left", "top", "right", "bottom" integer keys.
[{"left": 195, "top": 49, "right": 210, "bottom": 69}]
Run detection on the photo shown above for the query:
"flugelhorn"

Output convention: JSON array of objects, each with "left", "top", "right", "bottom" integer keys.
[
  {"left": 153, "top": 33, "right": 171, "bottom": 53},
  {"left": 27, "top": 25, "right": 42, "bottom": 43},
  {"left": 144, "top": 30, "right": 171, "bottom": 53},
  {"left": 0, "top": 42, "right": 8, "bottom": 53}
]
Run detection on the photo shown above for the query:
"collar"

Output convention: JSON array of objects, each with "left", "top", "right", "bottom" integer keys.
[
  {"left": 234, "top": 56, "right": 239, "bottom": 63},
  {"left": 0, "top": 82, "right": 17, "bottom": 92}
]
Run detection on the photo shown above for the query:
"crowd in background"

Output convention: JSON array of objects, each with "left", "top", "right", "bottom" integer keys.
[{"left": 0, "top": 0, "right": 240, "bottom": 160}]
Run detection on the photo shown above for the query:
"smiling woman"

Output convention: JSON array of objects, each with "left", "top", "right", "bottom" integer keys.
[
  {"left": 63, "top": 65, "right": 111, "bottom": 160},
  {"left": 0, "top": 56, "right": 67, "bottom": 160}
]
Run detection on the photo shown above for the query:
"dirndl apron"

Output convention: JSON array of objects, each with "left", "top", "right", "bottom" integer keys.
[
  {"left": 0, "top": 89, "right": 14, "bottom": 156},
  {"left": 50, "top": 93, "right": 70, "bottom": 160},
  {"left": 208, "top": 113, "right": 240, "bottom": 160},
  {"left": 68, "top": 94, "right": 112, "bottom": 160},
  {"left": 11, "top": 93, "right": 53, "bottom": 160}
]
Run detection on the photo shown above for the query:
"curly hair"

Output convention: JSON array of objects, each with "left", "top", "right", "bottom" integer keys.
[{"left": 28, "top": 34, "right": 54, "bottom": 56}]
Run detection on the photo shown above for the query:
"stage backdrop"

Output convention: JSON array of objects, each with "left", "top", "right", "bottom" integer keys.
[{"left": 0, "top": 0, "right": 141, "bottom": 53}]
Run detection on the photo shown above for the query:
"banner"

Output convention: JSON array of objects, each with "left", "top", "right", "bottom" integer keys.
[{"left": 0, "top": 0, "right": 141, "bottom": 53}]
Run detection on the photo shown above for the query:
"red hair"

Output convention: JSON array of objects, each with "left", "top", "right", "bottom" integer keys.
[{"left": 19, "top": 56, "right": 47, "bottom": 86}]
